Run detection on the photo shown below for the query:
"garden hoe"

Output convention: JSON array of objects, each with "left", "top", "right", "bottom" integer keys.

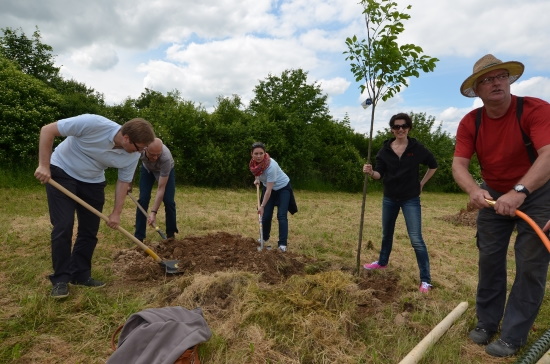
[
  {"left": 485, "top": 199, "right": 550, "bottom": 252},
  {"left": 256, "top": 184, "right": 270, "bottom": 251},
  {"left": 126, "top": 191, "right": 168, "bottom": 239},
  {"left": 48, "top": 178, "right": 182, "bottom": 275}
]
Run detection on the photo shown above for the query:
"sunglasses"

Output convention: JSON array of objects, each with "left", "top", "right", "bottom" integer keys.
[{"left": 391, "top": 124, "right": 410, "bottom": 130}]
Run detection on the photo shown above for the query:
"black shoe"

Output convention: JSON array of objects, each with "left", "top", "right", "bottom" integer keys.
[
  {"left": 70, "top": 277, "right": 106, "bottom": 288},
  {"left": 469, "top": 327, "right": 495, "bottom": 345},
  {"left": 51, "top": 282, "right": 69, "bottom": 299},
  {"left": 485, "top": 339, "right": 519, "bottom": 357}
]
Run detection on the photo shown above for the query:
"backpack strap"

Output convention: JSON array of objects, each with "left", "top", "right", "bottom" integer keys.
[
  {"left": 473, "top": 96, "right": 537, "bottom": 165},
  {"left": 474, "top": 107, "right": 483, "bottom": 169},
  {"left": 516, "top": 97, "right": 538, "bottom": 164}
]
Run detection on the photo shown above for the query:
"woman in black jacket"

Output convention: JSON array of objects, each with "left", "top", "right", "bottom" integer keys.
[{"left": 362, "top": 113, "right": 438, "bottom": 293}]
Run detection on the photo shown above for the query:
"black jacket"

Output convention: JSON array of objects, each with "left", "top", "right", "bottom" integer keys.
[{"left": 374, "top": 137, "right": 438, "bottom": 201}]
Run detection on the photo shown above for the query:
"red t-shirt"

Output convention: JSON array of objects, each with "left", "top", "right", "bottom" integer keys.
[{"left": 454, "top": 95, "right": 550, "bottom": 193}]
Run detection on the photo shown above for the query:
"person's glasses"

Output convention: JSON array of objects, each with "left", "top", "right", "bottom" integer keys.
[
  {"left": 477, "top": 72, "right": 509, "bottom": 86},
  {"left": 132, "top": 141, "right": 145, "bottom": 152},
  {"left": 146, "top": 149, "right": 161, "bottom": 158},
  {"left": 391, "top": 124, "right": 410, "bottom": 130}
]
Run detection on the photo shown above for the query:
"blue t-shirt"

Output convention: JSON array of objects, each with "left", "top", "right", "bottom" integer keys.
[
  {"left": 258, "top": 158, "right": 290, "bottom": 190},
  {"left": 50, "top": 114, "right": 140, "bottom": 183}
]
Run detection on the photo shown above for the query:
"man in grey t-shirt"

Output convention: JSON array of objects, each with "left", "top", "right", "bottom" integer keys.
[{"left": 134, "top": 138, "right": 179, "bottom": 241}]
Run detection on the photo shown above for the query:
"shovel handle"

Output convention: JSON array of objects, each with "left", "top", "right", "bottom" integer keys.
[
  {"left": 127, "top": 192, "right": 168, "bottom": 239},
  {"left": 127, "top": 192, "right": 149, "bottom": 218},
  {"left": 485, "top": 199, "right": 550, "bottom": 253},
  {"left": 48, "top": 178, "right": 162, "bottom": 263},
  {"left": 256, "top": 183, "right": 261, "bottom": 210}
]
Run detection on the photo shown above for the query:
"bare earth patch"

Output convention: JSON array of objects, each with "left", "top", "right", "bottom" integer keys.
[{"left": 112, "top": 232, "right": 316, "bottom": 285}]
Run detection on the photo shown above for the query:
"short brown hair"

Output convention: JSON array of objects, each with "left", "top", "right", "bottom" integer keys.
[{"left": 120, "top": 118, "right": 155, "bottom": 144}]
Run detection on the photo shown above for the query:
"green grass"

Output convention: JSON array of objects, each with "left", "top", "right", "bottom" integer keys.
[{"left": 1, "top": 183, "right": 549, "bottom": 363}]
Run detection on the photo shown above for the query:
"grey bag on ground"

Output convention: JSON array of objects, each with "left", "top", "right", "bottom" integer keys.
[{"left": 107, "top": 306, "right": 212, "bottom": 364}]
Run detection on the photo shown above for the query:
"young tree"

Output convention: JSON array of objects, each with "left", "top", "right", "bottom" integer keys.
[{"left": 343, "top": 0, "right": 439, "bottom": 274}]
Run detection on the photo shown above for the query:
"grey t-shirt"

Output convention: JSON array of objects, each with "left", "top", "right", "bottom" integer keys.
[{"left": 140, "top": 144, "right": 174, "bottom": 180}]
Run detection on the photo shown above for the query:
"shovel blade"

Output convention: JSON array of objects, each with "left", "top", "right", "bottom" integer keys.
[
  {"left": 257, "top": 240, "right": 271, "bottom": 251},
  {"left": 160, "top": 260, "right": 182, "bottom": 275}
]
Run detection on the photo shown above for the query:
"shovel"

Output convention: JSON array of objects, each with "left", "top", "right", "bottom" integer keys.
[
  {"left": 256, "top": 184, "right": 270, "bottom": 251},
  {"left": 48, "top": 178, "right": 182, "bottom": 274},
  {"left": 485, "top": 199, "right": 550, "bottom": 252},
  {"left": 127, "top": 192, "right": 168, "bottom": 239}
]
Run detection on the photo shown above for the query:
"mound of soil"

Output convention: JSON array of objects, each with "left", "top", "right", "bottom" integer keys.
[
  {"left": 112, "top": 232, "right": 314, "bottom": 284},
  {"left": 112, "top": 232, "right": 403, "bottom": 320},
  {"left": 439, "top": 203, "right": 477, "bottom": 228}
]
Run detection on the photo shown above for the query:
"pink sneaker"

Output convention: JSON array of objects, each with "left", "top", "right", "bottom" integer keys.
[
  {"left": 363, "top": 261, "right": 387, "bottom": 270},
  {"left": 419, "top": 282, "right": 432, "bottom": 293}
]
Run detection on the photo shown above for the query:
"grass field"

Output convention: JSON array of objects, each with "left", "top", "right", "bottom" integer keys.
[{"left": 1, "top": 184, "right": 549, "bottom": 363}]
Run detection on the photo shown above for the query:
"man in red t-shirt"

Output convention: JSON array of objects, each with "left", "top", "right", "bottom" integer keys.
[{"left": 452, "top": 54, "right": 550, "bottom": 358}]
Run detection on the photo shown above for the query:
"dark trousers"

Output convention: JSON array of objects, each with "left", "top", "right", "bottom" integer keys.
[
  {"left": 475, "top": 181, "right": 550, "bottom": 346},
  {"left": 46, "top": 166, "right": 106, "bottom": 285},
  {"left": 134, "top": 166, "right": 178, "bottom": 240}
]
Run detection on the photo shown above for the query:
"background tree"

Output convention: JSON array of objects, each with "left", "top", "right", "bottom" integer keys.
[
  {"left": 0, "top": 25, "right": 467, "bottom": 193},
  {"left": 248, "top": 69, "right": 365, "bottom": 190},
  {"left": 0, "top": 27, "right": 60, "bottom": 84},
  {"left": 0, "top": 55, "right": 61, "bottom": 168},
  {"left": 344, "top": 0, "right": 439, "bottom": 274},
  {"left": 51, "top": 78, "right": 107, "bottom": 119}
]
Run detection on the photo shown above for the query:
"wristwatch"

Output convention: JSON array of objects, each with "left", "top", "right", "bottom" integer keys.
[{"left": 513, "top": 184, "right": 530, "bottom": 196}]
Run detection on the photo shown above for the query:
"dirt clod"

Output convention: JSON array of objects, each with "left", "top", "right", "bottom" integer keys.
[{"left": 439, "top": 203, "right": 477, "bottom": 228}]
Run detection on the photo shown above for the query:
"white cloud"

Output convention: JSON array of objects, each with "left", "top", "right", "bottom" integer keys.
[
  {"left": 317, "top": 77, "right": 349, "bottom": 95},
  {"left": 513, "top": 76, "right": 550, "bottom": 101},
  {"left": 141, "top": 36, "right": 318, "bottom": 108},
  {"left": 70, "top": 44, "right": 119, "bottom": 71}
]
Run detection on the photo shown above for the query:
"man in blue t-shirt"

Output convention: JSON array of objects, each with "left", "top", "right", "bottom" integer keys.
[{"left": 34, "top": 114, "right": 155, "bottom": 299}]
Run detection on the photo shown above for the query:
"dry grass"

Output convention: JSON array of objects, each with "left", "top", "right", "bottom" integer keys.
[{"left": 1, "top": 185, "right": 549, "bottom": 363}]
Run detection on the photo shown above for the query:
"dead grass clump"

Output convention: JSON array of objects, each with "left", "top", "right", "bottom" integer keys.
[{"left": 438, "top": 203, "right": 478, "bottom": 228}]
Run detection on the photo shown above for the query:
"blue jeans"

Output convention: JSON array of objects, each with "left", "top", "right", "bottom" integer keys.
[
  {"left": 262, "top": 183, "right": 291, "bottom": 247},
  {"left": 378, "top": 196, "right": 431, "bottom": 283},
  {"left": 134, "top": 167, "right": 178, "bottom": 240},
  {"left": 46, "top": 165, "right": 106, "bottom": 284},
  {"left": 475, "top": 182, "right": 550, "bottom": 346}
]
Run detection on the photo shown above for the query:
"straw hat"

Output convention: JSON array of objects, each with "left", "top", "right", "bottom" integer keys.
[{"left": 460, "top": 54, "right": 524, "bottom": 97}]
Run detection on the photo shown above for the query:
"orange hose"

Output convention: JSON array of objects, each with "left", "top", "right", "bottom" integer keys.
[{"left": 485, "top": 199, "right": 550, "bottom": 253}]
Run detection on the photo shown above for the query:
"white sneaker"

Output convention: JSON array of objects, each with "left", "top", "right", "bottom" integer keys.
[
  {"left": 278, "top": 245, "right": 287, "bottom": 252},
  {"left": 419, "top": 282, "right": 432, "bottom": 293}
]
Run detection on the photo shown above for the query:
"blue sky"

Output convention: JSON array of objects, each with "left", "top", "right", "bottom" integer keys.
[{"left": 2, "top": 0, "right": 549, "bottom": 137}]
